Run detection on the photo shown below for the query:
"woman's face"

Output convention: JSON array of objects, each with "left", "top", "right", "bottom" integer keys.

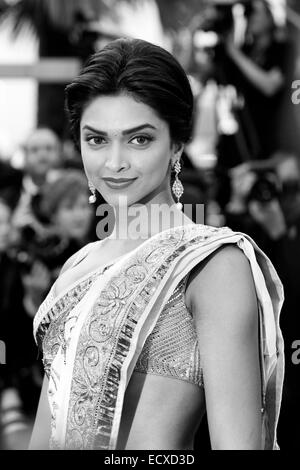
[
  {"left": 80, "top": 94, "right": 180, "bottom": 208},
  {"left": 0, "top": 202, "right": 11, "bottom": 252},
  {"left": 53, "top": 193, "right": 93, "bottom": 241}
]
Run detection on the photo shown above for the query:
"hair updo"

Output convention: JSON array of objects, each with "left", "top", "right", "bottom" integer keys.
[{"left": 65, "top": 38, "right": 194, "bottom": 148}]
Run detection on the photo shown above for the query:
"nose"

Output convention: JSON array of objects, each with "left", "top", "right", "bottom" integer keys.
[{"left": 104, "top": 141, "right": 129, "bottom": 172}]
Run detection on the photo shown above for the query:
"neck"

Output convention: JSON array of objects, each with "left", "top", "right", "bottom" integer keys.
[{"left": 107, "top": 187, "right": 188, "bottom": 241}]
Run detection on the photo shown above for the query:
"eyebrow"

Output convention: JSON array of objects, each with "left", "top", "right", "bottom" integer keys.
[{"left": 82, "top": 124, "right": 157, "bottom": 136}]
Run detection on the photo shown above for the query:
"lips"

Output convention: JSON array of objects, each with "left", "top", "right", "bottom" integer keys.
[
  {"left": 103, "top": 177, "right": 137, "bottom": 183},
  {"left": 102, "top": 177, "right": 137, "bottom": 189}
]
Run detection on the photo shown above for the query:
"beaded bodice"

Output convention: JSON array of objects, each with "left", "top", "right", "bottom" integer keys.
[
  {"left": 38, "top": 269, "right": 204, "bottom": 388},
  {"left": 134, "top": 276, "right": 203, "bottom": 386}
]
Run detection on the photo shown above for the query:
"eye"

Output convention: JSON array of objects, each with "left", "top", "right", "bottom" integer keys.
[
  {"left": 85, "top": 135, "right": 106, "bottom": 146},
  {"left": 130, "top": 135, "right": 153, "bottom": 146}
]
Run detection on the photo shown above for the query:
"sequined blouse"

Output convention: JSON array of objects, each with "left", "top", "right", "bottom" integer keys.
[
  {"left": 134, "top": 275, "right": 204, "bottom": 387},
  {"left": 39, "top": 268, "right": 204, "bottom": 389}
]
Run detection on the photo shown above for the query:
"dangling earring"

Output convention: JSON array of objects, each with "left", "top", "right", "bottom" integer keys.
[
  {"left": 88, "top": 181, "right": 96, "bottom": 204},
  {"left": 172, "top": 160, "right": 184, "bottom": 210}
]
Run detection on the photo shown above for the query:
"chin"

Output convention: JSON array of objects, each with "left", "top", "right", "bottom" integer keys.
[
  {"left": 102, "top": 193, "right": 138, "bottom": 207},
  {"left": 100, "top": 183, "right": 161, "bottom": 208}
]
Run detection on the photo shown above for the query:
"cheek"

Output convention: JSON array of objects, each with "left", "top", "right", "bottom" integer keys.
[
  {"left": 80, "top": 145, "right": 103, "bottom": 174},
  {"left": 136, "top": 144, "right": 171, "bottom": 175}
]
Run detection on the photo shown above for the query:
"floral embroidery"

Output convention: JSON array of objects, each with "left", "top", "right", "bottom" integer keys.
[
  {"left": 34, "top": 224, "right": 237, "bottom": 449},
  {"left": 64, "top": 225, "right": 228, "bottom": 449}
]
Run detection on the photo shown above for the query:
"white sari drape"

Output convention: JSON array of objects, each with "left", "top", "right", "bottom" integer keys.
[{"left": 33, "top": 224, "right": 284, "bottom": 450}]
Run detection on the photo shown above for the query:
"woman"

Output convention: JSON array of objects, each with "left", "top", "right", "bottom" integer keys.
[
  {"left": 225, "top": 0, "right": 288, "bottom": 159},
  {"left": 29, "top": 38, "right": 284, "bottom": 450},
  {"left": 19, "top": 170, "right": 95, "bottom": 318},
  {"left": 39, "top": 169, "right": 95, "bottom": 275}
]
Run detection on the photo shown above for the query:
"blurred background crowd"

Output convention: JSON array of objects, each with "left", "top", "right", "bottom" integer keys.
[{"left": 0, "top": 0, "right": 300, "bottom": 450}]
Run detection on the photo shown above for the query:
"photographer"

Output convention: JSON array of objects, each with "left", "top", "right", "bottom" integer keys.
[
  {"left": 225, "top": 0, "right": 288, "bottom": 159},
  {"left": 10, "top": 127, "right": 63, "bottom": 316},
  {"left": 225, "top": 154, "right": 300, "bottom": 449},
  {"left": 19, "top": 170, "right": 95, "bottom": 317},
  {"left": 187, "top": 1, "right": 244, "bottom": 206},
  {"left": 0, "top": 197, "right": 40, "bottom": 449},
  {"left": 12, "top": 127, "right": 62, "bottom": 240},
  {"left": 188, "top": 0, "right": 290, "bottom": 210},
  {"left": 225, "top": 163, "right": 285, "bottom": 251}
]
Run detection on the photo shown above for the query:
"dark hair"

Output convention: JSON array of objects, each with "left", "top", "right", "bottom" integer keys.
[
  {"left": 65, "top": 38, "right": 194, "bottom": 148},
  {"left": 41, "top": 170, "right": 89, "bottom": 219}
]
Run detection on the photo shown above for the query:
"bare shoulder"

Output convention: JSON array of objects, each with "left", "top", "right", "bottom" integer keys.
[
  {"left": 185, "top": 244, "right": 258, "bottom": 332},
  {"left": 184, "top": 244, "right": 262, "bottom": 449},
  {"left": 185, "top": 244, "right": 254, "bottom": 300}
]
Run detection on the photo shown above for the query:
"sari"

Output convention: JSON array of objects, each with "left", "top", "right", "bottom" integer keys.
[{"left": 33, "top": 223, "right": 284, "bottom": 450}]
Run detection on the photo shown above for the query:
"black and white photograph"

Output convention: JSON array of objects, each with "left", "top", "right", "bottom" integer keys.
[{"left": 0, "top": 0, "right": 299, "bottom": 453}]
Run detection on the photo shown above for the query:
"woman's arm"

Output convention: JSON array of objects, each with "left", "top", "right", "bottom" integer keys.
[
  {"left": 226, "top": 41, "right": 284, "bottom": 97},
  {"left": 28, "top": 375, "right": 52, "bottom": 450},
  {"left": 186, "top": 245, "right": 263, "bottom": 450}
]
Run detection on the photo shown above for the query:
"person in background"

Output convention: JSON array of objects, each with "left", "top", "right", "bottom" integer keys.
[
  {"left": 0, "top": 159, "right": 23, "bottom": 210},
  {"left": 11, "top": 127, "right": 64, "bottom": 319},
  {"left": 12, "top": 127, "right": 62, "bottom": 238},
  {"left": 40, "top": 169, "right": 95, "bottom": 275},
  {"left": 224, "top": 153, "right": 300, "bottom": 449},
  {"left": 21, "top": 170, "right": 95, "bottom": 317},
  {"left": 267, "top": 155, "right": 300, "bottom": 450},
  {"left": 225, "top": 159, "right": 285, "bottom": 255},
  {"left": 225, "top": 0, "right": 288, "bottom": 160},
  {"left": 0, "top": 197, "right": 40, "bottom": 450}
]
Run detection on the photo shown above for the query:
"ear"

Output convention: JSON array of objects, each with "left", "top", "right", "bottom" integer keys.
[{"left": 171, "top": 142, "right": 184, "bottom": 165}]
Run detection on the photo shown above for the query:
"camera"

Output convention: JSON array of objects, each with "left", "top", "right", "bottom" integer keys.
[
  {"left": 193, "top": 1, "right": 235, "bottom": 50},
  {"left": 247, "top": 170, "right": 281, "bottom": 204},
  {"left": 17, "top": 223, "right": 67, "bottom": 272},
  {"left": 192, "top": 0, "right": 240, "bottom": 84}
]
